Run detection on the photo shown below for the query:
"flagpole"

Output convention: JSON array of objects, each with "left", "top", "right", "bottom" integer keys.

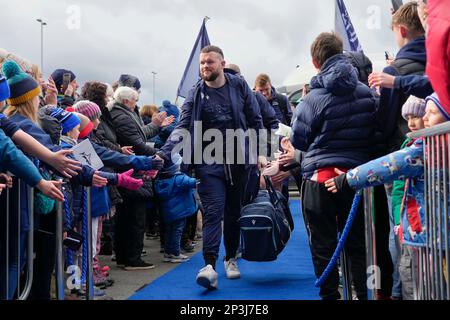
[
  {"left": 334, "top": 0, "right": 336, "bottom": 34},
  {"left": 175, "top": 16, "right": 211, "bottom": 103}
]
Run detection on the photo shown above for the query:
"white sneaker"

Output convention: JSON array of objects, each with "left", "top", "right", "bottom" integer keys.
[
  {"left": 196, "top": 265, "right": 218, "bottom": 290},
  {"left": 164, "top": 253, "right": 189, "bottom": 263},
  {"left": 224, "top": 258, "right": 240, "bottom": 279}
]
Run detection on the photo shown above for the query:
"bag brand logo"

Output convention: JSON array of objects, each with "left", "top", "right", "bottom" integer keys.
[{"left": 252, "top": 220, "right": 256, "bottom": 225}]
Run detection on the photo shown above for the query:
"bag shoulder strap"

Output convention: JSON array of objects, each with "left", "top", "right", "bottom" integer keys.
[{"left": 263, "top": 175, "right": 280, "bottom": 206}]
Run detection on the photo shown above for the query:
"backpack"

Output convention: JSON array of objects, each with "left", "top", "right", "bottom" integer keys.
[
  {"left": 344, "top": 51, "right": 373, "bottom": 86},
  {"left": 238, "top": 176, "right": 293, "bottom": 262}
]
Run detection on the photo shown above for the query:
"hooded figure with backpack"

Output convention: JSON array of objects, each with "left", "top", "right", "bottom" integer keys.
[{"left": 291, "top": 32, "right": 378, "bottom": 300}]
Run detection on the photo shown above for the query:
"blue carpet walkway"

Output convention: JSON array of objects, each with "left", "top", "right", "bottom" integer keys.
[{"left": 129, "top": 200, "right": 319, "bottom": 300}]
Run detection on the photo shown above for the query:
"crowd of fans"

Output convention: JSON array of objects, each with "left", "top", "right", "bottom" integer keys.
[{"left": 0, "top": 0, "right": 449, "bottom": 300}]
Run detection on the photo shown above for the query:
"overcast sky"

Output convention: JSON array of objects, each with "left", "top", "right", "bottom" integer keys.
[{"left": 1, "top": 0, "right": 400, "bottom": 106}]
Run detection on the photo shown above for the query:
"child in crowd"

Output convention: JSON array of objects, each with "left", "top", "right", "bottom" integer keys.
[
  {"left": 71, "top": 101, "right": 113, "bottom": 280},
  {"left": 154, "top": 154, "right": 197, "bottom": 263},
  {"left": 325, "top": 93, "right": 450, "bottom": 300},
  {"left": 390, "top": 96, "right": 426, "bottom": 299},
  {"left": 54, "top": 108, "right": 143, "bottom": 290}
]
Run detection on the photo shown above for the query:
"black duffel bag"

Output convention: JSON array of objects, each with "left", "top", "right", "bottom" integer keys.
[{"left": 238, "top": 176, "right": 293, "bottom": 261}]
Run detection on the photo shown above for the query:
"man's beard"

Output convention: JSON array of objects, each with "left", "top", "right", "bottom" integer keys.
[{"left": 201, "top": 70, "right": 220, "bottom": 82}]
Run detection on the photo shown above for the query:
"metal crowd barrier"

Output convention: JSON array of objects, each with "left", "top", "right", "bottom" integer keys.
[
  {"left": 340, "top": 249, "right": 353, "bottom": 300},
  {"left": 339, "top": 189, "right": 377, "bottom": 300},
  {"left": 363, "top": 188, "right": 377, "bottom": 300},
  {"left": 0, "top": 178, "right": 34, "bottom": 300},
  {"left": 409, "top": 122, "right": 450, "bottom": 300},
  {"left": 1, "top": 179, "right": 94, "bottom": 300},
  {"left": 55, "top": 185, "right": 94, "bottom": 300},
  {"left": 352, "top": 122, "right": 450, "bottom": 300}
]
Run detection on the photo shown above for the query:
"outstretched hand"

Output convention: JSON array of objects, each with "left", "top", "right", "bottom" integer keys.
[
  {"left": 368, "top": 72, "right": 395, "bottom": 90},
  {"left": 121, "top": 146, "right": 134, "bottom": 155},
  {"left": 36, "top": 179, "right": 64, "bottom": 202},
  {"left": 140, "top": 170, "right": 159, "bottom": 180},
  {"left": 44, "top": 76, "right": 58, "bottom": 106},
  {"left": 161, "top": 115, "right": 175, "bottom": 127},
  {"left": 278, "top": 137, "right": 295, "bottom": 166},
  {"left": 117, "top": 169, "right": 144, "bottom": 191},
  {"left": 324, "top": 168, "right": 346, "bottom": 193},
  {"left": 0, "top": 173, "right": 13, "bottom": 188},
  {"left": 92, "top": 172, "right": 108, "bottom": 187},
  {"left": 51, "top": 149, "right": 81, "bottom": 178}
]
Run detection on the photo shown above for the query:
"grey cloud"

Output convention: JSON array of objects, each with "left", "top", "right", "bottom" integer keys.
[{"left": 1, "top": 0, "right": 399, "bottom": 105}]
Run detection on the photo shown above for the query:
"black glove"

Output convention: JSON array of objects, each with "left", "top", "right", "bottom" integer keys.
[
  {"left": 151, "top": 156, "right": 164, "bottom": 170},
  {"left": 333, "top": 173, "right": 353, "bottom": 193}
]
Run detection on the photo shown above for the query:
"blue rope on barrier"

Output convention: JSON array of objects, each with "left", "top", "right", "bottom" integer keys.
[
  {"left": 315, "top": 191, "right": 362, "bottom": 288},
  {"left": 81, "top": 188, "right": 88, "bottom": 284},
  {"left": 63, "top": 189, "right": 73, "bottom": 267}
]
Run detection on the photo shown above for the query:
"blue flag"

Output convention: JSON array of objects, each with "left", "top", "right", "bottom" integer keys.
[
  {"left": 176, "top": 18, "right": 211, "bottom": 99},
  {"left": 391, "top": 0, "right": 403, "bottom": 13},
  {"left": 335, "top": 0, "right": 362, "bottom": 52}
]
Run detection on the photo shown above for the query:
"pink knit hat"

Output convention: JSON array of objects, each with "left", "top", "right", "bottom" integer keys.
[{"left": 72, "top": 100, "right": 101, "bottom": 121}]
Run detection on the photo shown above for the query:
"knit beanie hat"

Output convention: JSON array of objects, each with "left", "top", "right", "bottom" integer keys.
[
  {"left": 160, "top": 153, "right": 182, "bottom": 175},
  {"left": 0, "top": 48, "right": 8, "bottom": 64},
  {"left": 72, "top": 112, "right": 94, "bottom": 139},
  {"left": 401, "top": 95, "right": 426, "bottom": 120},
  {"left": 0, "top": 75, "right": 10, "bottom": 102},
  {"left": 118, "top": 74, "right": 141, "bottom": 91},
  {"left": 50, "top": 107, "right": 81, "bottom": 134},
  {"left": 0, "top": 48, "right": 33, "bottom": 73},
  {"left": 2, "top": 60, "right": 41, "bottom": 105},
  {"left": 72, "top": 100, "right": 101, "bottom": 121},
  {"left": 425, "top": 92, "right": 450, "bottom": 121},
  {"left": 51, "top": 69, "right": 76, "bottom": 93}
]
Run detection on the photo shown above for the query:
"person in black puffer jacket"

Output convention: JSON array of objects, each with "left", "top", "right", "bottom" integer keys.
[
  {"left": 291, "top": 32, "right": 378, "bottom": 301},
  {"left": 108, "top": 86, "right": 160, "bottom": 270}
]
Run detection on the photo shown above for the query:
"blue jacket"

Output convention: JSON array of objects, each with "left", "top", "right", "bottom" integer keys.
[
  {"left": 0, "top": 128, "right": 42, "bottom": 187},
  {"left": 345, "top": 139, "right": 428, "bottom": 246},
  {"left": 9, "top": 113, "right": 96, "bottom": 186},
  {"left": 290, "top": 54, "right": 378, "bottom": 177},
  {"left": 0, "top": 128, "right": 42, "bottom": 233},
  {"left": 154, "top": 172, "right": 197, "bottom": 223},
  {"left": 149, "top": 100, "right": 180, "bottom": 149},
  {"left": 7, "top": 113, "right": 97, "bottom": 230},
  {"left": 0, "top": 113, "right": 20, "bottom": 137},
  {"left": 269, "top": 86, "right": 292, "bottom": 126},
  {"left": 87, "top": 136, "right": 154, "bottom": 172},
  {"left": 159, "top": 73, "right": 264, "bottom": 173},
  {"left": 379, "top": 36, "right": 427, "bottom": 151},
  {"left": 60, "top": 137, "right": 111, "bottom": 220},
  {"left": 393, "top": 75, "right": 434, "bottom": 99},
  {"left": 254, "top": 91, "right": 280, "bottom": 130}
]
